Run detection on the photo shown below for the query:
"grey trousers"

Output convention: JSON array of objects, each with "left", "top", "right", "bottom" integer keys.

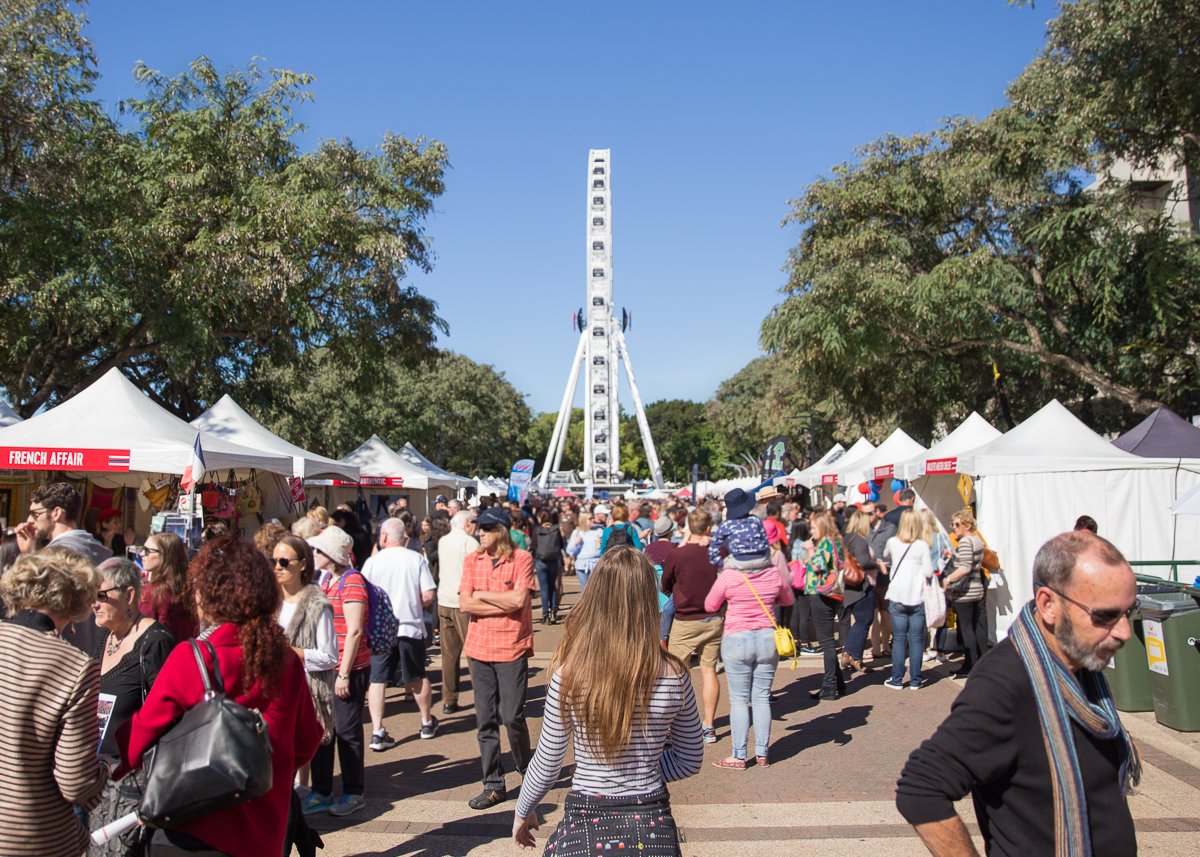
[{"left": 468, "top": 656, "right": 531, "bottom": 790}]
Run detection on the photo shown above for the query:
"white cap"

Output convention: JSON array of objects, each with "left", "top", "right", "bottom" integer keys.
[
  {"left": 833, "top": 493, "right": 847, "bottom": 503},
  {"left": 594, "top": 504, "right": 611, "bottom": 516}
]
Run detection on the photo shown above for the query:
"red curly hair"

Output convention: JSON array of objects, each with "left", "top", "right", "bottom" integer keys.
[{"left": 188, "top": 533, "right": 288, "bottom": 694}]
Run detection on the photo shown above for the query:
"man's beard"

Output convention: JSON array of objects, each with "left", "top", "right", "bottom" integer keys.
[{"left": 1056, "top": 609, "right": 1123, "bottom": 672}]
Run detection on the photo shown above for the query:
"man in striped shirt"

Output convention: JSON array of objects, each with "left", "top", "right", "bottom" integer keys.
[{"left": 459, "top": 506, "right": 537, "bottom": 810}]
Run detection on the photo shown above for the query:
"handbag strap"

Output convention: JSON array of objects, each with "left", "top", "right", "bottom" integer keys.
[
  {"left": 190, "top": 639, "right": 225, "bottom": 699},
  {"left": 739, "top": 573, "right": 781, "bottom": 630}
]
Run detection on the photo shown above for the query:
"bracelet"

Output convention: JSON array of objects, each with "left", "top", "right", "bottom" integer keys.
[{"left": 337, "top": 674, "right": 349, "bottom": 680}]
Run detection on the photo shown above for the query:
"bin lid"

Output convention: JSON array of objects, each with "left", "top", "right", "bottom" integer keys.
[{"left": 1137, "top": 591, "right": 1200, "bottom": 618}]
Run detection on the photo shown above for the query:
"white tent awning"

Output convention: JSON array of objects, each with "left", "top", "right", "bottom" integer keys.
[
  {"left": 801, "top": 438, "right": 876, "bottom": 489},
  {"left": 897, "top": 412, "right": 1003, "bottom": 479},
  {"left": 842, "top": 429, "right": 927, "bottom": 485}
]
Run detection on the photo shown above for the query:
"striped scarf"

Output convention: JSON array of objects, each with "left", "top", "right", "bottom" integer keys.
[{"left": 1009, "top": 602, "right": 1141, "bottom": 857}]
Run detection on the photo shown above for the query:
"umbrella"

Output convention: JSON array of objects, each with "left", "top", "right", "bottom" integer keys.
[{"left": 552, "top": 486, "right": 575, "bottom": 498}]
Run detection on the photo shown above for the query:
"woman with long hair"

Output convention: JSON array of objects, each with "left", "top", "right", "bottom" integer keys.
[
  {"left": 137, "top": 531, "right": 197, "bottom": 643},
  {"left": 839, "top": 509, "right": 880, "bottom": 675},
  {"left": 803, "top": 511, "right": 847, "bottom": 700},
  {"left": 512, "top": 547, "right": 703, "bottom": 854},
  {"left": 882, "top": 510, "right": 934, "bottom": 690},
  {"left": 116, "top": 535, "right": 322, "bottom": 857}
]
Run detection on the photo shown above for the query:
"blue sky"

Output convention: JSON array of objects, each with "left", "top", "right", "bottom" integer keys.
[{"left": 83, "top": 1, "right": 1056, "bottom": 415}]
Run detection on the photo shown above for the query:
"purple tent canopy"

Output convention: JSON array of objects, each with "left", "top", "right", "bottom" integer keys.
[{"left": 1112, "top": 407, "right": 1200, "bottom": 457}]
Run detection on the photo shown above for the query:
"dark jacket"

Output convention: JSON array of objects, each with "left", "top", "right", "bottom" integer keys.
[{"left": 534, "top": 525, "right": 565, "bottom": 562}]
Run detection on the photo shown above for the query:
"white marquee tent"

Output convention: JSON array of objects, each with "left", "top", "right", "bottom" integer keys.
[
  {"left": 799, "top": 438, "right": 876, "bottom": 490},
  {"left": 0, "top": 368, "right": 292, "bottom": 483},
  {"left": 772, "top": 443, "right": 846, "bottom": 489},
  {"left": 841, "top": 428, "right": 926, "bottom": 486},
  {"left": 960, "top": 400, "right": 1200, "bottom": 638},
  {"left": 191, "top": 395, "right": 360, "bottom": 482},
  {"left": 396, "top": 442, "right": 475, "bottom": 491},
  {"left": 903, "top": 412, "right": 1004, "bottom": 527}
]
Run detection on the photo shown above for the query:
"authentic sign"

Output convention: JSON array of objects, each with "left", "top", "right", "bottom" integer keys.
[
  {"left": 924, "top": 458, "right": 958, "bottom": 475},
  {"left": 1, "top": 446, "right": 131, "bottom": 471}
]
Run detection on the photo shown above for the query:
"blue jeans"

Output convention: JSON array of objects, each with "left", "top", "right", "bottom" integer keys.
[
  {"left": 844, "top": 585, "right": 875, "bottom": 661},
  {"left": 888, "top": 602, "right": 927, "bottom": 686},
  {"left": 721, "top": 629, "right": 778, "bottom": 759},
  {"left": 659, "top": 596, "right": 675, "bottom": 642},
  {"left": 534, "top": 557, "right": 561, "bottom": 616},
  {"left": 576, "top": 563, "right": 594, "bottom": 593}
]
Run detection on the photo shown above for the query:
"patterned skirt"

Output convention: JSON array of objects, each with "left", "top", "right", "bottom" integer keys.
[{"left": 543, "top": 788, "right": 680, "bottom": 857}]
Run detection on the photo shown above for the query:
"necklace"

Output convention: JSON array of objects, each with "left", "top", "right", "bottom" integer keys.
[{"left": 105, "top": 616, "right": 140, "bottom": 656}]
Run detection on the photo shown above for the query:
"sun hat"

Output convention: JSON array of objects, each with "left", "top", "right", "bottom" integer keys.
[
  {"left": 307, "top": 525, "right": 354, "bottom": 567},
  {"left": 653, "top": 516, "right": 676, "bottom": 538}
]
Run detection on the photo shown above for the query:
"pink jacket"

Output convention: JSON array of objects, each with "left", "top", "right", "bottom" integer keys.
[{"left": 705, "top": 563, "right": 795, "bottom": 635}]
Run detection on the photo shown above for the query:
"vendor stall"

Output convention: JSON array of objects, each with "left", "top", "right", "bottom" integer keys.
[{"left": 900, "top": 412, "right": 1003, "bottom": 527}]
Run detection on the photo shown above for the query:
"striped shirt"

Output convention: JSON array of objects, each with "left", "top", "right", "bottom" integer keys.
[
  {"left": 0, "top": 615, "right": 108, "bottom": 856},
  {"left": 322, "top": 569, "right": 372, "bottom": 672},
  {"left": 514, "top": 668, "right": 704, "bottom": 819}
]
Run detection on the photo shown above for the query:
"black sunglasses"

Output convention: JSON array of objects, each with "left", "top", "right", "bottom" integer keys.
[
  {"left": 1037, "top": 579, "right": 1134, "bottom": 628},
  {"left": 275, "top": 556, "right": 304, "bottom": 568}
]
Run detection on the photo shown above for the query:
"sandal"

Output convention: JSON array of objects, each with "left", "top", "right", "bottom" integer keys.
[
  {"left": 755, "top": 755, "right": 770, "bottom": 768},
  {"left": 711, "top": 756, "right": 746, "bottom": 770}
]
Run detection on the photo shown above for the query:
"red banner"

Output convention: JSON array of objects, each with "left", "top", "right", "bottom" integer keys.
[
  {"left": 821, "top": 474, "right": 839, "bottom": 485},
  {"left": 288, "top": 477, "right": 306, "bottom": 504},
  {"left": 924, "top": 457, "right": 958, "bottom": 475},
  {"left": 872, "top": 465, "right": 894, "bottom": 480},
  {"left": 328, "top": 476, "right": 404, "bottom": 488},
  {"left": 1, "top": 446, "right": 130, "bottom": 472}
]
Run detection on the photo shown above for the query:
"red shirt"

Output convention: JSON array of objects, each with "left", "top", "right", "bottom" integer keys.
[
  {"left": 116, "top": 624, "right": 322, "bottom": 857},
  {"left": 460, "top": 548, "right": 536, "bottom": 662},
  {"left": 322, "top": 569, "right": 372, "bottom": 672}
]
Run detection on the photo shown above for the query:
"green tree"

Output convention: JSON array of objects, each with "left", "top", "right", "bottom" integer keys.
[
  {"left": 622, "top": 399, "right": 724, "bottom": 484},
  {"left": 1, "top": 34, "right": 449, "bottom": 417},
  {"left": 522, "top": 409, "right": 584, "bottom": 474},
  {"left": 761, "top": 108, "right": 1200, "bottom": 435},
  {"left": 253, "top": 349, "right": 531, "bottom": 476}
]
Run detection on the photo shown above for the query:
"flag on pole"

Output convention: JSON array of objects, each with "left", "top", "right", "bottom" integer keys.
[{"left": 181, "top": 433, "right": 206, "bottom": 492}]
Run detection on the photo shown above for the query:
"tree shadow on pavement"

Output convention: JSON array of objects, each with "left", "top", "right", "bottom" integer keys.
[{"left": 769, "top": 704, "right": 872, "bottom": 762}]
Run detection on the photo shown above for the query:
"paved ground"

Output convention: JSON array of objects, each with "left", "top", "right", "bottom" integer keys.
[{"left": 308, "top": 577, "right": 1200, "bottom": 856}]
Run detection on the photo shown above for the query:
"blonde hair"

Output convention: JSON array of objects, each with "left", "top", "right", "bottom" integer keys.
[
  {"left": 291, "top": 516, "right": 321, "bottom": 540},
  {"left": 1, "top": 548, "right": 99, "bottom": 620},
  {"left": 476, "top": 524, "right": 514, "bottom": 561},
  {"left": 811, "top": 511, "right": 840, "bottom": 543},
  {"left": 917, "top": 508, "right": 940, "bottom": 544},
  {"left": 550, "top": 547, "right": 684, "bottom": 764},
  {"left": 952, "top": 508, "right": 976, "bottom": 529},
  {"left": 845, "top": 509, "right": 871, "bottom": 538},
  {"left": 307, "top": 506, "right": 330, "bottom": 527},
  {"left": 897, "top": 509, "right": 922, "bottom": 543}
]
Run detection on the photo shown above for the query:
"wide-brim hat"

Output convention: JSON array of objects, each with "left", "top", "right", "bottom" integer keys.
[
  {"left": 724, "top": 488, "right": 756, "bottom": 520},
  {"left": 756, "top": 485, "right": 784, "bottom": 502},
  {"left": 308, "top": 524, "right": 354, "bottom": 567},
  {"left": 653, "top": 516, "right": 675, "bottom": 538}
]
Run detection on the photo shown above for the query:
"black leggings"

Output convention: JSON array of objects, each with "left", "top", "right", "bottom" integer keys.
[{"left": 954, "top": 599, "right": 988, "bottom": 674}]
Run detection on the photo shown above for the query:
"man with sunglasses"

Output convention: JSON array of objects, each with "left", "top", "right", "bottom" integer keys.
[{"left": 897, "top": 531, "right": 1139, "bottom": 856}]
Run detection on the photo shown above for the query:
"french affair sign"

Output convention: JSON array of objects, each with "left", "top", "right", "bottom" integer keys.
[{"left": 2, "top": 447, "right": 131, "bottom": 471}]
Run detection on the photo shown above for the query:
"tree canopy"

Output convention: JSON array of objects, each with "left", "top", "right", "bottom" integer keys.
[
  {"left": 0, "top": 1, "right": 448, "bottom": 419},
  {"left": 758, "top": 0, "right": 1200, "bottom": 437}
]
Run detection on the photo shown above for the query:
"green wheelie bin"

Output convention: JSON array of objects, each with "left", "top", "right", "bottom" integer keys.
[
  {"left": 1106, "top": 583, "right": 1181, "bottom": 712},
  {"left": 1138, "top": 591, "right": 1200, "bottom": 731}
]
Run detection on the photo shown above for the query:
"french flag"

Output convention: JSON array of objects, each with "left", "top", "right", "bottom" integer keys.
[{"left": 181, "top": 434, "right": 206, "bottom": 492}]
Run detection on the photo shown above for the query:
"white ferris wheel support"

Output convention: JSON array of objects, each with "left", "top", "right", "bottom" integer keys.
[{"left": 538, "top": 149, "right": 665, "bottom": 492}]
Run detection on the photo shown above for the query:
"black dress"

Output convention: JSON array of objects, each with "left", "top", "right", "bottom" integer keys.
[{"left": 95, "top": 622, "right": 175, "bottom": 757}]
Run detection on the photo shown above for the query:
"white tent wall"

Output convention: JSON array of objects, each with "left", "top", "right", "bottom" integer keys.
[{"left": 977, "top": 465, "right": 1200, "bottom": 641}]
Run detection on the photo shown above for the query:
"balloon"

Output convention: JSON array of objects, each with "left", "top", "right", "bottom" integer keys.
[
  {"left": 872, "top": 478, "right": 884, "bottom": 488},
  {"left": 893, "top": 490, "right": 903, "bottom": 506},
  {"left": 857, "top": 482, "right": 870, "bottom": 495},
  {"left": 868, "top": 488, "right": 880, "bottom": 501},
  {"left": 891, "top": 479, "right": 904, "bottom": 493}
]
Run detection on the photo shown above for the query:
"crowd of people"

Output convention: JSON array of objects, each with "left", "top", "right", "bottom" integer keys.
[{"left": 0, "top": 479, "right": 1145, "bottom": 857}]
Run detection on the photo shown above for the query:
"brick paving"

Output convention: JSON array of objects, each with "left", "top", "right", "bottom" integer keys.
[{"left": 306, "top": 574, "right": 1200, "bottom": 856}]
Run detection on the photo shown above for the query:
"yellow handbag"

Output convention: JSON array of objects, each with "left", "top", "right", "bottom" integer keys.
[{"left": 740, "top": 573, "right": 798, "bottom": 669}]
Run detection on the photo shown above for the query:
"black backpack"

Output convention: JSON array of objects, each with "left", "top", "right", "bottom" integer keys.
[
  {"left": 535, "top": 526, "right": 564, "bottom": 561},
  {"left": 604, "top": 524, "right": 633, "bottom": 552}
]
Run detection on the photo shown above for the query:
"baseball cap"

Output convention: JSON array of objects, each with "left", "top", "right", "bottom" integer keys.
[{"left": 593, "top": 504, "right": 611, "bottom": 516}]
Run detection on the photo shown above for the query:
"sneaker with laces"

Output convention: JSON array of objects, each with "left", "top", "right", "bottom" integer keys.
[
  {"left": 301, "top": 791, "right": 333, "bottom": 815},
  {"left": 327, "top": 794, "right": 366, "bottom": 816},
  {"left": 883, "top": 678, "right": 906, "bottom": 691},
  {"left": 420, "top": 715, "right": 439, "bottom": 740},
  {"left": 701, "top": 725, "right": 717, "bottom": 744},
  {"left": 369, "top": 729, "right": 398, "bottom": 751}
]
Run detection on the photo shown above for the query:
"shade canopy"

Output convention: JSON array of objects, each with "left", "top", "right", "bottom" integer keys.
[
  {"left": 0, "top": 368, "right": 293, "bottom": 479},
  {"left": 337, "top": 435, "right": 469, "bottom": 491},
  {"left": 772, "top": 443, "right": 845, "bottom": 488},
  {"left": 1112, "top": 407, "right": 1200, "bottom": 458},
  {"left": 800, "top": 438, "right": 876, "bottom": 489},
  {"left": 191, "top": 395, "right": 359, "bottom": 481},
  {"left": 898, "top": 412, "right": 1003, "bottom": 479},
  {"left": 0, "top": 399, "right": 21, "bottom": 428},
  {"left": 843, "top": 429, "right": 926, "bottom": 484}
]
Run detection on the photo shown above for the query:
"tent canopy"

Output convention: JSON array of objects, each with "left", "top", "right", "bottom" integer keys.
[
  {"left": 957, "top": 400, "right": 1146, "bottom": 476},
  {"left": 802, "top": 438, "right": 876, "bottom": 489},
  {"left": 337, "top": 435, "right": 467, "bottom": 491},
  {"left": 0, "top": 399, "right": 21, "bottom": 428},
  {"left": 898, "top": 412, "right": 1003, "bottom": 479},
  {"left": 773, "top": 443, "right": 845, "bottom": 488},
  {"left": 1112, "top": 407, "right": 1200, "bottom": 458},
  {"left": 842, "top": 428, "right": 926, "bottom": 485},
  {"left": 397, "top": 443, "right": 474, "bottom": 490},
  {"left": 191, "top": 395, "right": 359, "bottom": 481},
  {"left": 0, "top": 368, "right": 292, "bottom": 479}
]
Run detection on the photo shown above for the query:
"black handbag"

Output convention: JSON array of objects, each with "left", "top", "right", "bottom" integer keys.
[
  {"left": 945, "top": 540, "right": 979, "bottom": 599},
  {"left": 138, "top": 640, "right": 274, "bottom": 828}
]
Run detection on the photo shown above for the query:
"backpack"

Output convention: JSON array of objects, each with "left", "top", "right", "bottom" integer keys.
[
  {"left": 535, "top": 526, "right": 564, "bottom": 561},
  {"left": 604, "top": 524, "right": 634, "bottom": 552},
  {"left": 337, "top": 570, "right": 399, "bottom": 654}
]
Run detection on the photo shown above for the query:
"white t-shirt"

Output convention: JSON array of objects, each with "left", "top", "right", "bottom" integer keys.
[
  {"left": 277, "top": 600, "right": 338, "bottom": 673},
  {"left": 362, "top": 546, "right": 436, "bottom": 639},
  {"left": 884, "top": 537, "right": 934, "bottom": 607},
  {"left": 437, "top": 528, "right": 479, "bottom": 609}
]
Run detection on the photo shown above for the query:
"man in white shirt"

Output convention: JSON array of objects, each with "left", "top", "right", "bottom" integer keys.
[
  {"left": 362, "top": 517, "right": 437, "bottom": 749},
  {"left": 437, "top": 510, "right": 478, "bottom": 714}
]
